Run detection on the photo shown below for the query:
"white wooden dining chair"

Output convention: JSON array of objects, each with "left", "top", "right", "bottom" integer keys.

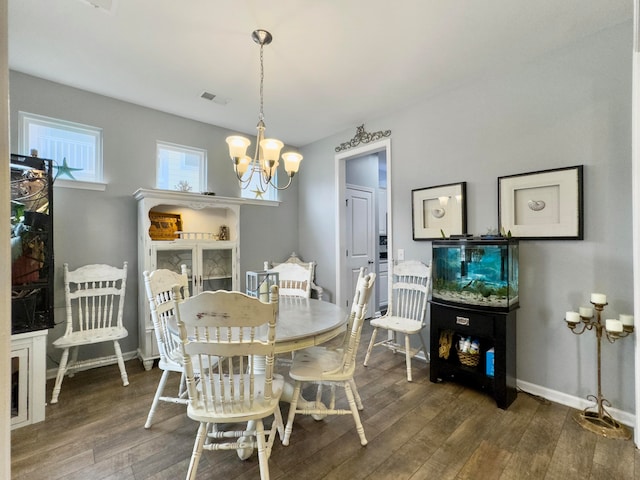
[
  {"left": 282, "top": 268, "right": 376, "bottom": 447},
  {"left": 173, "top": 286, "right": 283, "bottom": 480},
  {"left": 50, "top": 262, "right": 129, "bottom": 404},
  {"left": 142, "top": 265, "right": 190, "bottom": 429},
  {"left": 363, "top": 260, "right": 431, "bottom": 382},
  {"left": 268, "top": 252, "right": 324, "bottom": 300}
]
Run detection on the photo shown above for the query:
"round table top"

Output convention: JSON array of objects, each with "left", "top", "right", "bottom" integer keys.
[{"left": 274, "top": 298, "right": 348, "bottom": 354}]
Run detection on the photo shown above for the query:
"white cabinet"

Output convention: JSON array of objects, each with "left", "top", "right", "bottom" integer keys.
[
  {"left": 134, "top": 189, "right": 243, "bottom": 370},
  {"left": 378, "top": 261, "right": 389, "bottom": 310},
  {"left": 11, "top": 330, "right": 48, "bottom": 429}
]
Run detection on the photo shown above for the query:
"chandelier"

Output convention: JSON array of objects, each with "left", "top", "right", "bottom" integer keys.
[{"left": 226, "top": 30, "right": 302, "bottom": 193}]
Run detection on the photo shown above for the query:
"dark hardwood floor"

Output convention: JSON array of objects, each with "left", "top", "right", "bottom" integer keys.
[{"left": 12, "top": 321, "right": 640, "bottom": 479}]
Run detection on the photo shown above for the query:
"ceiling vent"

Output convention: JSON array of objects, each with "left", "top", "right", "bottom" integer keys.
[
  {"left": 78, "top": 0, "right": 118, "bottom": 15},
  {"left": 201, "top": 91, "right": 229, "bottom": 105}
]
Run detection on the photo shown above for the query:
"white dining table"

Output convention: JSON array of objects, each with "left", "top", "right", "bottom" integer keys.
[{"left": 273, "top": 297, "right": 349, "bottom": 355}]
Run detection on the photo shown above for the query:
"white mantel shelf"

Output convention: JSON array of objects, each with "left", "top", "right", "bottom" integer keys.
[{"left": 133, "top": 188, "right": 280, "bottom": 207}]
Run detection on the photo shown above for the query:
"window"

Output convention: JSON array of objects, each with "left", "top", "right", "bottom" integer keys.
[
  {"left": 156, "top": 142, "right": 207, "bottom": 192},
  {"left": 240, "top": 166, "right": 278, "bottom": 201},
  {"left": 19, "top": 112, "right": 103, "bottom": 184}
]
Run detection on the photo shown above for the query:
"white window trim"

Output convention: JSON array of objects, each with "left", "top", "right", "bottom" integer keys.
[{"left": 53, "top": 178, "right": 107, "bottom": 191}]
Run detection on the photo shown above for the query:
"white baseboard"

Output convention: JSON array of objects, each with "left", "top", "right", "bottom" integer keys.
[
  {"left": 46, "top": 350, "right": 139, "bottom": 380},
  {"left": 517, "top": 379, "right": 635, "bottom": 428}
]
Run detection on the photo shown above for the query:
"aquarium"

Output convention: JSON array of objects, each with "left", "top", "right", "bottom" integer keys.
[{"left": 431, "top": 238, "right": 519, "bottom": 311}]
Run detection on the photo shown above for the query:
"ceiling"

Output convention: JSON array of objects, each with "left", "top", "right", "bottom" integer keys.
[{"left": 8, "top": 0, "right": 633, "bottom": 147}]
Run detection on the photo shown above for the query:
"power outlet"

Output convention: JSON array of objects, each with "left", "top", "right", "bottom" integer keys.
[{"left": 398, "top": 248, "right": 405, "bottom": 261}]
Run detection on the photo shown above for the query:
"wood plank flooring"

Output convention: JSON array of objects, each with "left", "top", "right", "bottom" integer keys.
[{"left": 11, "top": 321, "right": 640, "bottom": 479}]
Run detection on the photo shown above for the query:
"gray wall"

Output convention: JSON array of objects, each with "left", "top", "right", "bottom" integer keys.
[
  {"left": 298, "top": 23, "right": 635, "bottom": 411},
  {"left": 9, "top": 71, "right": 299, "bottom": 368}
]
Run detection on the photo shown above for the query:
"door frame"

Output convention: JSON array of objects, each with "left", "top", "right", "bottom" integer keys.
[
  {"left": 632, "top": 0, "right": 639, "bottom": 448},
  {"left": 335, "top": 138, "right": 391, "bottom": 309}
]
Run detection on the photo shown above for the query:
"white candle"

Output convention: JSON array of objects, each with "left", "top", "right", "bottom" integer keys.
[
  {"left": 565, "top": 311, "right": 580, "bottom": 323},
  {"left": 579, "top": 307, "right": 593, "bottom": 319},
  {"left": 605, "top": 319, "right": 623, "bottom": 332},
  {"left": 620, "top": 314, "right": 634, "bottom": 326},
  {"left": 591, "top": 293, "right": 607, "bottom": 305}
]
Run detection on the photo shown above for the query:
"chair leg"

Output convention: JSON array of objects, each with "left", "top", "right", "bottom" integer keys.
[
  {"left": 328, "top": 384, "right": 337, "bottom": 410},
  {"left": 68, "top": 346, "right": 79, "bottom": 377},
  {"left": 113, "top": 340, "right": 129, "bottom": 386},
  {"left": 50, "top": 347, "right": 70, "bottom": 404},
  {"left": 349, "top": 378, "right": 364, "bottom": 410},
  {"left": 178, "top": 371, "right": 187, "bottom": 398},
  {"left": 283, "top": 381, "right": 302, "bottom": 446},
  {"left": 404, "top": 334, "right": 412, "bottom": 382},
  {"left": 187, "top": 422, "right": 208, "bottom": 480},
  {"left": 145, "top": 369, "right": 170, "bottom": 428},
  {"left": 255, "top": 420, "right": 271, "bottom": 480},
  {"left": 273, "top": 405, "right": 285, "bottom": 441},
  {"left": 363, "top": 327, "right": 379, "bottom": 366},
  {"left": 344, "top": 382, "right": 368, "bottom": 446}
]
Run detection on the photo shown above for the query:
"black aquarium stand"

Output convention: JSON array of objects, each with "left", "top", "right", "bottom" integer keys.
[{"left": 429, "top": 301, "right": 517, "bottom": 409}]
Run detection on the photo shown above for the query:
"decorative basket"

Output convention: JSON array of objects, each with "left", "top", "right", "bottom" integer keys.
[{"left": 457, "top": 348, "right": 480, "bottom": 367}]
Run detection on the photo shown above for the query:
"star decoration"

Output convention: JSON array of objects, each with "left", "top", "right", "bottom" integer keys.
[
  {"left": 251, "top": 188, "right": 265, "bottom": 199},
  {"left": 54, "top": 157, "right": 83, "bottom": 180}
]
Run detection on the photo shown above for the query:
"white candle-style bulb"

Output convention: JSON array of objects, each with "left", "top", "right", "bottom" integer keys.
[
  {"left": 620, "top": 314, "right": 634, "bottom": 326},
  {"left": 565, "top": 311, "right": 580, "bottom": 323},
  {"left": 605, "top": 319, "right": 623, "bottom": 332},
  {"left": 579, "top": 307, "right": 593, "bottom": 318},
  {"left": 590, "top": 293, "right": 607, "bottom": 305},
  {"left": 226, "top": 136, "right": 251, "bottom": 158}
]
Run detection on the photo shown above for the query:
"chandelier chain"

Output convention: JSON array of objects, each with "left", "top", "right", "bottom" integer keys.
[{"left": 259, "top": 43, "right": 265, "bottom": 123}]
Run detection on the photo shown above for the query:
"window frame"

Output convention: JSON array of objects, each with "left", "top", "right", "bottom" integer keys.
[
  {"left": 18, "top": 111, "right": 104, "bottom": 188},
  {"left": 156, "top": 141, "right": 207, "bottom": 193}
]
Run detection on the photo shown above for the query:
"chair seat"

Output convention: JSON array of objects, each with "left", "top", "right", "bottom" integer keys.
[
  {"left": 288, "top": 347, "right": 351, "bottom": 381},
  {"left": 52, "top": 326, "right": 128, "bottom": 348},
  {"left": 187, "top": 374, "right": 284, "bottom": 423},
  {"left": 370, "top": 315, "right": 423, "bottom": 334},
  {"left": 158, "top": 351, "right": 184, "bottom": 372}
]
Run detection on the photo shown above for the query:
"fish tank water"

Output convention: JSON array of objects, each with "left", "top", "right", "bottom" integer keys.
[{"left": 431, "top": 238, "right": 519, "bottom": 311}]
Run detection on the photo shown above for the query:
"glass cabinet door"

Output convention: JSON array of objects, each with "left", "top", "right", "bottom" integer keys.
[
  {"left": 199, "top": 246, "right": 234, "bottom": 292},
  {"left": 154, "top": 247, "right": 195, "bottom": 296}
]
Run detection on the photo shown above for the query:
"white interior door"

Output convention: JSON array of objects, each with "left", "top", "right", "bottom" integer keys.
[{"left": 345, "top": 184, "right": 375, "bottom": 316}]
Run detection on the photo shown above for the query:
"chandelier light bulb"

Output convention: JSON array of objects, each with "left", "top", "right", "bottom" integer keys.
[
  {"left": 282, "top": 152, "right": 303, "bottom": 175},
  {"left": 236, "top": 155, "right": 251, "bottom": 176},
  {"left": 226, "top": 136, "right": 251, "bottom": 159}
]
